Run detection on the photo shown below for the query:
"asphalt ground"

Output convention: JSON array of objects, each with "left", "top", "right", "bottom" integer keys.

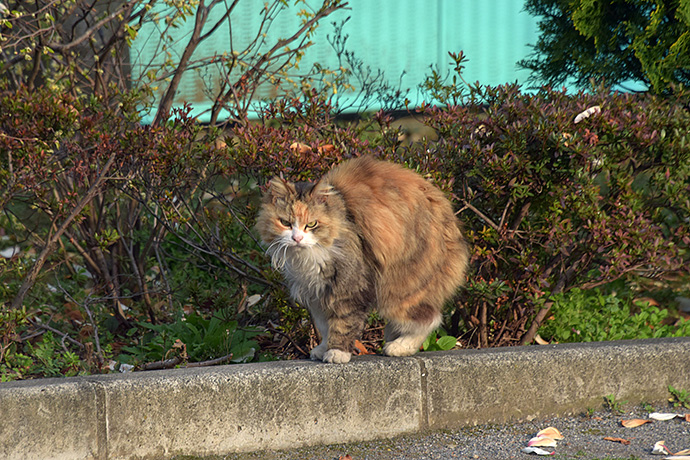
[{"left": 193, "top": 407, "right": 690, "bottom": 460}]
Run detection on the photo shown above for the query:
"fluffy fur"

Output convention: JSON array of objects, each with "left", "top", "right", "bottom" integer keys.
[{"left": 256, "top": 156, "right": 469, "bottom": 363}]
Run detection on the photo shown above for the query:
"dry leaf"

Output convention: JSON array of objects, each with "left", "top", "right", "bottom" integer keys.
[
  {"left": 536, "top": 427, "right": 564, "bottom": 440},
  {"left": 528, "top": 436, "right": 558, "bottom": 447},
  {"left": 622, "top": 419, "right": 652, "bottom": 428},
  {"left": 574, "top": 105, "right": 601, "bottom": 124},
  {"left": 685, "top": 414, "right": 690, "bottom": 423},
  {"left": 633, "top": 296, "right": 660, "bottom": 306},
  {"left": 650, "top": 412, "right": 681, "bottom": 421},
  {"left": 339, "top": 455, "right": 353, "bottom": 460},
  {"left": 603, "top": 437, "right": 631, "bottom": 445},
  {"left": 246, "top": 294, "right": 262, "bottom": 308},
  {"left": 653, "top": 440, "right": 672, "bottom": 455},
  {"left": 534, "top": 334, "right": 550, "bottom": 345},
  {"left": 353, "top": 340, "right": 373, "bottom": 355},
  {"left": 317, "top": 144, "right": 335, "bottom": 154},
  {"left": 289, "top": 142, "right": 311, "bottom": 154},
  {"left": 522, "top": 446, "right": 555, "bottom": 456}
]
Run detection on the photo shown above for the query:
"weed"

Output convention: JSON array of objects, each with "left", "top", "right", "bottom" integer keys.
[
  {"left": 538, "top": 286, "right": 690, "bottom": 343},
  {"left": 119, "top": 312, "right": 266, "bottom": 367},
  {"left": 668, "top": 385, "right": 690, "bottom": 409},
  {"left": 422, "top": 330, "right": 459, "bottom": 352},
  {"left": 603, "top": 394, "right": 627, "bottom": 414},
  {"left": 641, "top": 402, "right": 655, "bottom": 413}
]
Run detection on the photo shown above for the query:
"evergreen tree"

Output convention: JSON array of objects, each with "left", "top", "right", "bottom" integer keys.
[{"left": 519, "top": 0, "right": 690, "bottom": 94}]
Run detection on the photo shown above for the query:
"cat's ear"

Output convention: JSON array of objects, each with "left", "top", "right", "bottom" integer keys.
[
  {"left": 265, "top": 176, "right": 294, "bottom": 205},
  {"left": 310, "top": 178, "right": 334, "bottom": 204}
]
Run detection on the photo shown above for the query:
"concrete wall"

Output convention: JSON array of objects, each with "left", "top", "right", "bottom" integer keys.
[{"left": 1, "top": 337, "right": 689, "bottom": 460}]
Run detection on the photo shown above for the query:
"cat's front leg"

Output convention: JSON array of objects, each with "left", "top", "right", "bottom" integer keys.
[
  {"left": 309, "top": 342, "right": 328, "bottom": 361},
  {"left": 307, "top": 303, "right": 329, "bottom": 361},
  {"left": 321, "top": 305, "right": 367, "bottom": 364}
]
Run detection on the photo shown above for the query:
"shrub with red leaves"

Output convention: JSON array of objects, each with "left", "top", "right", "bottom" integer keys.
[{"left": 414, "top": 83, "right": 690, "bottom": 347}]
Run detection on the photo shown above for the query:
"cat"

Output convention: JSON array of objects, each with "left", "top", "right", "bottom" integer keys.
[{"left": 256, "top": 156, "right": 469, "bottom": 363}]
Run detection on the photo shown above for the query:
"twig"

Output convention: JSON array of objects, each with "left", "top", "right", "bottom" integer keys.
[
  {"left": 142, "top": 352, "right": 235, "bottom": 371},
  {"left": 268, "top": 327, "right": 309, "bottom": 357},
  {"left": 29, "top": 320, "right": 85, "bottom": 349},
  {"left": 458, "top": 200, "right": 500, "bottom": 231},
  {"left": 519, "top": 301, "right": 554, "bottom": 346},
  {"left": 82, "top": 302, "right": 103, "bottom": 363},
  {"left": 186, "top": 353, "right": 234, "bottom": 367},
  {"left": 58, "top": 285, "right": 104, "bottom": 362},
  {"left": 510, "top": 201, "right": 532, "bottom": 232},
  {"left": 142, "top": 356, "right": 182, "bottom": 371}
]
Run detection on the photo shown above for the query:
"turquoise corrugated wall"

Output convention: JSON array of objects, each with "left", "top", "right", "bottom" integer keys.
[{"left": 131, "top": 0, "right": 539, "bottom": 122}]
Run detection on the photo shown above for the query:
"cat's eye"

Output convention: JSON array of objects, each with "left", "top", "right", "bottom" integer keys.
[
  {"left": 278, "top": 218, "right": 292, "bottom": 228},
  {"left": 305, "top": 220, "right": 318, "bottom": 229}
]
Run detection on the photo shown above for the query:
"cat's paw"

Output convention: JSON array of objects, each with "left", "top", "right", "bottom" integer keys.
[
  {"left": 383, "top": 339, "right": 420, "bottom": 357},
  {"left": 309, "top": 343, "right": 327, "bottom": 361},
  {"left": 322, "top": 349, "right": 351, "bottom": 364}
]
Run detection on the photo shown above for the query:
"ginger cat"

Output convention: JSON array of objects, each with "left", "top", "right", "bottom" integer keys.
[{"left": 256, "top": 156, "right": 469, "bottom": 363}]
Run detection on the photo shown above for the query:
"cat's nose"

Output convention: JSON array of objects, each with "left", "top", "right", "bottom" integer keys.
[{"left": 292, "top": 233, "right": 304, "bottom": 243}]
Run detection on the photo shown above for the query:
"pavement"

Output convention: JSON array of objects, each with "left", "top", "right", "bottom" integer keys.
[
  {"left": 1, "top": 337, "right": 689, "bottom": 460},
  {"left": 219, "top": 409, "right": 690, "bottom": 460}
]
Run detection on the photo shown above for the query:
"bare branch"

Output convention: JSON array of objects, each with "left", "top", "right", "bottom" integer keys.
[
  {"left": 457, "top": 199, "right": 500, "bottom": 231},
  {"left": 11, "top": 151, "right": 118, "bottom": 309},
  {"left": 47, "top": 1, "right": 136, "bottom": 52}
]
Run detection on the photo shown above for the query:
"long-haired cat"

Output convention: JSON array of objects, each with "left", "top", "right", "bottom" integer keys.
[{"left": 256, "top": 156, "right": 469, "bottom": 363}]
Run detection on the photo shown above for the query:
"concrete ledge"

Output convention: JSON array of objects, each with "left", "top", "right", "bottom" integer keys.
[
  {"left": 1, "top": 337, "right": 689, "bottom": 460},
  {"left": 421, "top": 338, "right": 690, "bottom": 429}
]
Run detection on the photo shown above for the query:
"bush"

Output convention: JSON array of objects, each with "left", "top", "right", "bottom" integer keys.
[
  {"left": 413, "top": 61, "right": 690, "bottom": 347},
  {"left": 0, "top": 83, "right": 244, "bottom": 377},
  {"left": 2, "top": 50, "right": 689, "bottom": 380}
]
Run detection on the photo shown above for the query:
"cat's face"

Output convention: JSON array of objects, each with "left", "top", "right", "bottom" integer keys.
[{"left": 256, "top": 177, "right": 340, "bottom": 255}]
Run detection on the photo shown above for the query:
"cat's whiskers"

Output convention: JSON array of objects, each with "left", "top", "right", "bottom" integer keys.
[{"left": 265, "top": 238, "right": 290, "bottom": 270}]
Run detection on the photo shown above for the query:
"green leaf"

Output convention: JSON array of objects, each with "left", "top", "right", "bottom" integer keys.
[{"left": 436, "top": 335, "right": 457, "bottom": 351}]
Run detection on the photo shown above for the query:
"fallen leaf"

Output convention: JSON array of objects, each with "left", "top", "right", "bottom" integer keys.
[
  {"left": 339, "top": 455, "right": 353, "bottom": 460},
  {"left": 653, "top": 440, "right": 672, "bottom": 455},
  {"left": 528, "top": 436, "right": 558, "bottom": 447},
  {"left": 522, "top": 446, "right": 555, "bottom": 456},
  {"left": 604, "top": 437, "right": 631, "bottom": 445},
  {"left": 622, "top": 419, "right": 653, "bottom": 428},
  {"left": 534, "top": 334, "right": 550, "bottom": 345},
  {"left": 650, "top": 413, "right": 681, "bottom": 421},
  {"left": 246, "top": 294, "right": 262, "bottom": 308},
  {"left": 536, "top": 427, "right": 564, "bottom": 440},
  {"left": 685, "top": 414, "right": 690, "bottom": 423},
  {"left": 634, "top": 297, "right": 660, "bottom": 306},
  {"left": 353, "top": 340, "right": 373, "bottom": 355}
]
